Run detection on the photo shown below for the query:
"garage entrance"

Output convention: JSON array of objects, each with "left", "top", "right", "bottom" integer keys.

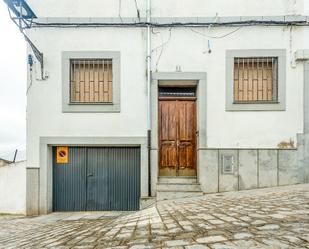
[{"left": 52, "top": 147, "right": 140, "bottom": 211}]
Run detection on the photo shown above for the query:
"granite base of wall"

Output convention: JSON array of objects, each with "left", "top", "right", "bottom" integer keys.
[
  {"left": 298, "top": 133, "right": 309, "bottom": 183},
  {"left": 199, "top": 147, "right": 307, "bottom": 194},
  {"left": 26, "top": 168, "right": 40, "bottom": 216}
]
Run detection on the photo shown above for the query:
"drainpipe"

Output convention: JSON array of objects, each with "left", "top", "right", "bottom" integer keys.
[{"left": 146, "top": 0, "right": 152, "bottom": 197}]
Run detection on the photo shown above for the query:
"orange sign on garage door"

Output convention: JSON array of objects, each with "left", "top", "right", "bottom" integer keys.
[{"left": 56, "top": 146, "right": 69, "bottom": 164}]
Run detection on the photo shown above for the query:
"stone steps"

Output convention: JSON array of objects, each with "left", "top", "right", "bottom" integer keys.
[
  {"left": 156, "top": 191, "right": 204, "bottom": 201},
  {"left": 158, "top": 176, "right": 198, "bottom": 184},
  {"left": 156, "top": 177, "right": 203, "bottom": 201},
  {"left": 157, "top": 182, "right": 202, "bottom": 192}
]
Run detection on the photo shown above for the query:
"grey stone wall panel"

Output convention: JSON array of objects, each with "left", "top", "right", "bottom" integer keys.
[
  {"left": 26, "top": 168, "right": 40, "bottom": 216},
  {"left": 199, "top": 150, "right": 219, "bottom": 193},
  {"left": 259, "top": 150, "right": 278, "bottom": 188},
  {"left": 239, "top": 150, "right": 258, "bottom": 190},
  {"left": 278, "top": 150, "right": 299, "bottom": 186}
]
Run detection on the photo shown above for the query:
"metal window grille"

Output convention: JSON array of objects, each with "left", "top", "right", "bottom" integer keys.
[
  {"left": 233, "top": 57, "right": 278, "bottom": 103},
  {"left": 159, "top": 87, "right": 196, "bottom": 97},
  {"left": 70, "top": 59, "right": 113, "bottom": 103}
]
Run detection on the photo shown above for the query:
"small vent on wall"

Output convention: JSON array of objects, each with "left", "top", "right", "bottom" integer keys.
[{"left": 222, "top": 155, "right": 234, "bottom": 174}]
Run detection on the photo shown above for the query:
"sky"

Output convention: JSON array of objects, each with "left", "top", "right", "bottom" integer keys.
[{"left": 0, "top": 1, "right": 26, "bottom": 160}]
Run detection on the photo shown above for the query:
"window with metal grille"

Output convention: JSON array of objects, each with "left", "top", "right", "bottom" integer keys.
[
  {"left": 70, "top": 59, "right": 113, "bottom": 103},
  {"left": 233, "top": 57, "right": 278, "bottom": 103}
]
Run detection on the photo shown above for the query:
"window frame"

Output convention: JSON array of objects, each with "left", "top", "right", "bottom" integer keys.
[
  {"left": 226, "top": 49, "right": 286, "bottom": 111},
  {"left": 62, "top": 51, "right": 121, "bottom": 113}
]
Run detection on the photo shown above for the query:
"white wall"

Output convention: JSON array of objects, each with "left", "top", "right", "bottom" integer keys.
[
  {"left": 0, "top": 161, "right": 26, "bottom": 214},
  {"left": 304, "top": 0, "right": 309, "bottom": 15},
  {"left": 27, "top": 0, "right": 304, "bottom": 18},
  {"left": 300, "top": 2, "right": 309, "bottom": 54},
  {"left": 151, "top": 0, "right": 303, "bottom": 17}
]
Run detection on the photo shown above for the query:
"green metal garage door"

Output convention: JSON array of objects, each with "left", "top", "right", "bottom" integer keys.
[{"left": 53, "top": 147, "right": 140, "bottom": 211}]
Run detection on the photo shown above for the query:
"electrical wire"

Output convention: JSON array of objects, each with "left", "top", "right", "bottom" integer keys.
[
  {"left": 190, "top": 27, "right": 243, "bottom": 39},
  {"left": 153, "top": 28, "right": 173, "bottom": 71},
  {"left": 26, "top": 65, "right": 33, "bottom": 94},
  {"left": 133, "top": 0, "right": 141, "bottom": 21},
  {"left": 7, "top": 7, "right": 44, "bottom": 80},
  {"left": 28, "top": 20, "right": 309, "bottom": 28},
  {"left": 151, "top": 27, "right": 161, "bottom": 35},
  {"left": 118, "top": 0, "right": 123, "bottom": 23},
  {"left": 289, "top": 25, "right": 296, "bottom": 68},
  {"left": 151, "top": 28, "right": 172, "bottom": 52}
]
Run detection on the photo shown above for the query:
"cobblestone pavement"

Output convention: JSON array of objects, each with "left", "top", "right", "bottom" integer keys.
[{"left": 0, "top": 184, "right": 309, "bottom": 249}]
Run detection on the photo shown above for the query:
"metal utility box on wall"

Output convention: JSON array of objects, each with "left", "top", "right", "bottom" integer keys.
[
  {"left": 222, "top": 155, "right": 235, "bottom": 174},
  {"left": 52, "top": 147, "right": 141, "bottom": 211}
]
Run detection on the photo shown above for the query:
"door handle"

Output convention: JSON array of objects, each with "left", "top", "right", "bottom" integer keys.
[{"left": 87, "top": 174, "right": 93, "bottom": 177}]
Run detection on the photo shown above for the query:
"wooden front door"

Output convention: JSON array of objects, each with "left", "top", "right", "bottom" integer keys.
[{"left": 159, "top": 99, "right": 197, "bottom": 176}]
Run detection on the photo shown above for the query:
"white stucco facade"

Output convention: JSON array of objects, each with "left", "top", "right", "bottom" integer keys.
[
  {"left": 27, "top": 0, "right": 304, "bottom": 17},
  {"left": 20, "top": 0, "right": 309, "bottom": 215},
  {"left": 26, "top": 28, "right": 305, "bottom": 155}
]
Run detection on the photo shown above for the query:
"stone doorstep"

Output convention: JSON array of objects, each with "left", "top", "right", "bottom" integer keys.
[
  {"left": 157, "top": 183, "right": 202, "bottom": 192},
  {"left": 156, "top": 177, "right": 203, "bottom": 201},
  {"left": 158, "top": 177, "right": 198, "bottom": 184},
  {"left": 156, "top": 191, "right": 204, "bottom": 202}
]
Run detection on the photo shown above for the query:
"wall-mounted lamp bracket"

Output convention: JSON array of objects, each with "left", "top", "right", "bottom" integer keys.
[{"left": 4, "top": 0, "right": 45, "bottom": 79}]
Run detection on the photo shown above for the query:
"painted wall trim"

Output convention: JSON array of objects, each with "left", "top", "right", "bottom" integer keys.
[
  {"left": 38, "top": 136, "right": 148, "bottom": 214},
  {"left": 151, "top": 72, "right": 207, "bottom": 195},
  {"left": 62, "top": 51, "right": 121, "bottom": 113},
  {"left": 304, "top": 63, "right": 309, "bottom": 135},
  {"left": 151, "top": 72, "right": 207, "bottom": 148},
  {"left": 40, "top": 136, "right": 147, "bottom": 146},
  {"left": 295, "top": 50, "right": 309, "bottom": 183},
  {"left": 295, "top": 49, "right": 309, "bottom": 61},
  {"left": 294, "top": 50, "right": 309, "bottom": 137}
]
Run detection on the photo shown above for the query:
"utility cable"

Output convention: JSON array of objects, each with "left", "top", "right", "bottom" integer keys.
[
  {"left": 133, "top": 0, "right": 141, "bottom": 21},
  {"left": 154, "top": 28, "right": 173, "bottom": 71},
  {"left": 118, "top": 0, "right": 123, "bottom": 23},
  {"left": 28, "top": 20, "right": 308, "bottom": 28},
  {"left": 190, "top": 27, "right": 243, "bottom": 39}
]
